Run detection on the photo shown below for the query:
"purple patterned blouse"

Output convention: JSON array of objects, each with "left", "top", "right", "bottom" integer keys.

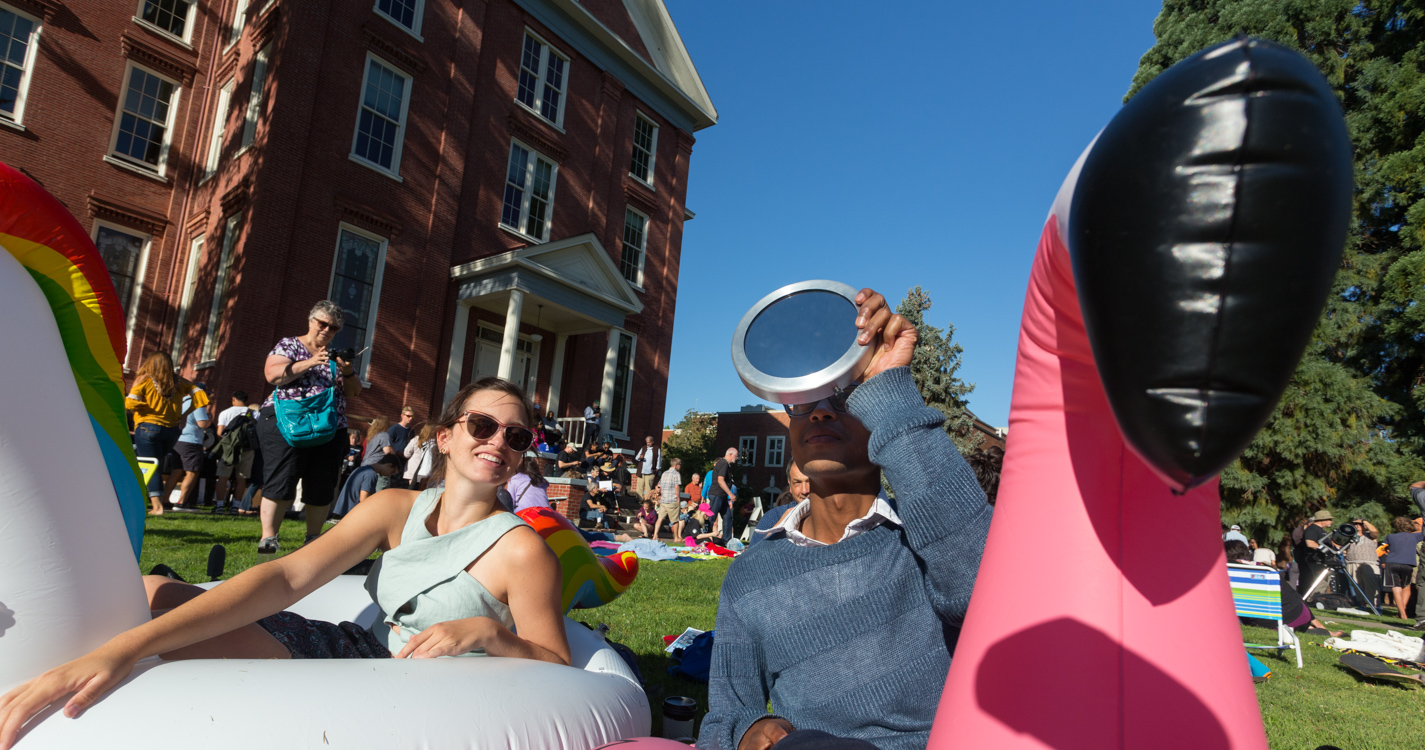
[{"left": 262, "top": 336, "right": 349, "bottom": 428}]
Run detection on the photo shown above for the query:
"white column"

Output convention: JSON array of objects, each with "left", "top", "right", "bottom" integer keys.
[
  {"left": 547, "top": 333, "right": 568, "bottom": 415},
  {"left": 497, "top": 288, "right": 524, "bottom": 381},
  {"left": 599, "top": 328, "right": 621, "bottom": 436},
  {"left": 443, "top": 301, "right": 470, "bottom": 404}
]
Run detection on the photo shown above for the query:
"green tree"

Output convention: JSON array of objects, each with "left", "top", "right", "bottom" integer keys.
[
  {"left": 1127, "top": 0, "right": 1425, "bottom": 543},
  {"left": 661, "top": 410, "right": 718, "bottom": 479},
  {"left": 895, "top": 287, "right": 982, "bottom": 455}
]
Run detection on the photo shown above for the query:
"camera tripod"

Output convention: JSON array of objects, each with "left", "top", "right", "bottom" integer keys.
[{"left": 1301, "top": 546, "right": 1382, "bottom": 616}]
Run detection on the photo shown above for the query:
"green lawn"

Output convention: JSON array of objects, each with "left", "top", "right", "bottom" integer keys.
[{"left": 137, "top": 513, "right": 1425, "bottom": 745}]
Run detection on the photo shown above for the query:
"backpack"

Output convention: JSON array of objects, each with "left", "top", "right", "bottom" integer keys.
[{"left": 215, "top": 413, "right": 256, "bottom": 465}]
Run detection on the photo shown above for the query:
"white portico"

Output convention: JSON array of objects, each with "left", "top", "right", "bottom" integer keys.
[{"left": 445, "top": 233, "right": 644, "bottom": 438}]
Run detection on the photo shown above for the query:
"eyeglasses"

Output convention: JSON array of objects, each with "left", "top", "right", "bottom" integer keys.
[
  {"left": 313, "top": 318, "right": 343, "bottom": 332},
  {"left": 458, "top": 412, "right": 536, "bottom": 452},
  {"left": 784, "top": 383, "right": 859, "bottom": 417}
]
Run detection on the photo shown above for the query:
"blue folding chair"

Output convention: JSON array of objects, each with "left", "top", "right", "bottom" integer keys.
[{"left": 1229, "top": 563, "right": 1302, "bottom": 668}]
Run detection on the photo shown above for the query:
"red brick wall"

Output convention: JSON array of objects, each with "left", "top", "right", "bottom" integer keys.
[
  {"left": 713, "top": 410, "right": 793, "bottom": 498},
  {"left": 2, "top": 0, "right": 700, "bottom": 446}
]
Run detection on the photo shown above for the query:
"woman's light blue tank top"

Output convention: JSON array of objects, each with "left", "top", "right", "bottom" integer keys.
[{"left": 363, "top": 488, "right": 527, "bottom": 656}]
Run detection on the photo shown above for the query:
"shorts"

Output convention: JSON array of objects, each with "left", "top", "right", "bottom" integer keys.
[
  {"left": 1384, "top": 562, "right": 1415, "bottom": 589},
  {"left": 257, "top": 611, "right": 390, "bottom": 659},
  {"left": 256, "top": 406, "right": 347, "bottom": 506},
  {"left": 173, "top": 441, "right": 206, "bottom": 473},
  {"left": 656, "top": 502, "right": 680, "bottom": 525},
  {"left": 216, "top": 449, "right": 255, "bottom": 479}
]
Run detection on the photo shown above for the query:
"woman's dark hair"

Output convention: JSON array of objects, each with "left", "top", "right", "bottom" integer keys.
[
  {"left": 964, "top": 446, "right": 1004, "bottom": 504},
  {"left": 427, "top": 377, "right": 537, "bottom": 486},
  {"left": 1223, "top": 540, "right": 1251, "bottom": 563}
]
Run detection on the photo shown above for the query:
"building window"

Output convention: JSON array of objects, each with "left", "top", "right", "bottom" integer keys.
[
  {"left": 109, "top": 63, "right": 180, "bottom": 174},
  {"left": 766, "top": 436, "right": 785, "bottom": 468},
  {"left": 501, "top": 141, "right": 557, "bottom": 241},
  {"left": 227, "top": 0, "right": 248, "bottom": 47},
  {"left": 239, "top": 45, "right": 270, "bottom": 148},
  {"left": 203, "top": 80, "right": 233, "bottom": 178},
  {"left": 375, "top": 0, "right": 423, "bottom": 36},
  {"left": 137, "top": 0, "right": 195, "bottom": 42},
  {"left": 350, "top": 55, "right": 411, "bottom": 176},
  {"left": 609, "top": 331, "right": 635, "bottom": 435},
  {"left": 738, "top": 436, "right": 757, "bottom": 467},
  {"left": 515, "top": 31, "right": 567, "bottom": 126},
  {"left": 0, "top": 5, "right": 40, "bottom": 125},
  {"left": 94, "top": 224, "right": 150, "bottom": 319},
  {"left": 201, "top": 214, "right": 242, "bottom": 363},
  {"left": 620, "top": 207, "right": 648, "bottom": 287},
  {"left": 171, "top": 233, "right": 204, "bottom": 362},
  {"left": 327, "top": 225, "right": 388, "bottom": 380},
  {"left": 630, "top": 113, "right": 657, "bottom": 185}
]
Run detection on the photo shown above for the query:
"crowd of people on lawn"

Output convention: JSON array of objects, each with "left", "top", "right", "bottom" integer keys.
[
  {"left": 2, "top": 290, "right": 1014, "bottom": 750},
  {"left": 1226, "top": 485, "right": 1425, "bottom": 632}
]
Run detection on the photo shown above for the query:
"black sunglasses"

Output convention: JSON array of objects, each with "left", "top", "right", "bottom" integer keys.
[
  {"left": 784, "top": 383, "right": 859, "bottom": 417},
  {"left": 458, "top": 412, "right": 535, "bottom": 452}
]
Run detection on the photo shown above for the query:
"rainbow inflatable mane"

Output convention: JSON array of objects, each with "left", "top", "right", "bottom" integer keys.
[{"left": 0, "top": 162, "right": 145, "bottom": 558}]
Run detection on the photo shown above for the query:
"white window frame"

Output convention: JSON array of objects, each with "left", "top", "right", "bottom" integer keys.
[
  {"left": 500, "top": 139, "right": 559, "bottom": 242},
  {"left": 373, "top": 0, "right": 424, "bottom": 40},
  {"left": 629, "top": 111, "right": 658, "bottom": 187},
  {"left": 201, "top": 213, "right": 243, "bottom": 364},
  {"left": 226, "top": 0, "right": 249, "bottom": 49},
  {"left": 515, "top": 29, "right": 569, "bottom": 129},
  {"left": 348, "top": 52, "right": 412, "bottom": 180},
  {"left": 134, "top": 0, "right": 197, "bottom": 45},
  {"left": 239, "top": 44, "right": 270, "bottom": 149},
  {"left": 202, "top": 79, "right": 234, "bottom": 179},
  {"left": 171, "top": 232, "right": 204, "bottom": 363},
  {"left": 106, "top": 61, "right": 181, "bottom": 176},
  {"left": 766, "top": 435, "right": 785, "bottom": 468},
  {"left": 620, "top": 205, "right": 649, "bottom": 288},
  {"left": 90, "top": 220, "right": 152, "bottom": 360},
  {"left": 602, "top": 329, "right": 637, "bottom": 439},
  {"left": 738, "top": 436, "right": 757, "bottom": 467},
  {"left": 0, "top": 3, "right": 42, "bottom": 127},
  {"left": 325, "top": 222, "right": 389, "bottom": 384}
]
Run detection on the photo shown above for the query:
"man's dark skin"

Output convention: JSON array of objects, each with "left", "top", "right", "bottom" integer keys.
[{"left": 737, "top": 288, "right": 917, "bottom": 750}]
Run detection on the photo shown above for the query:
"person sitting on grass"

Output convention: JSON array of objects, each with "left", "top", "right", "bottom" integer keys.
[
  {"left": 635, "top": 494, "right": 659, "bottom": 538},
  {"left": 1225, "top": 540, "right": 1341, "bottom": 636},
  {"left": 700, "top": 288, "right": 992, "bottom": 750},
  {"left": 331, "top": 453, "right": 401, "bottom": 519},
  {"left": 0, "top": 378, "right": 569, "bottom": 748}
]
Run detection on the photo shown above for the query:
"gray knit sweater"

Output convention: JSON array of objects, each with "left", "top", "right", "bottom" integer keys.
[{"left": 698, "top": 367, "right": 992, "bottom": 750}]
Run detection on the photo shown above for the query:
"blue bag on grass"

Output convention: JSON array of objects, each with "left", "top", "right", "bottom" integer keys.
[{"left": 667, "top": 630, "right": 715, "bottom": 683}]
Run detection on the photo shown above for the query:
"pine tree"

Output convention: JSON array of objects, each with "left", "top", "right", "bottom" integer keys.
[
  {"left": 895, "top": 287, "right": 982, "bottom": 455},
  {"left": 1127, "top": 0, "right": 1425, "bottom": 543}
]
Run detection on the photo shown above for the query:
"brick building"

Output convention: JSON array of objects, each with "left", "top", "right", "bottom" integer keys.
[
  {"left": 0, "top": 0, "right": 716, "bottom": 443},
  {"left": 712, "top": 404, "right": 1007, "bottom": 505}
]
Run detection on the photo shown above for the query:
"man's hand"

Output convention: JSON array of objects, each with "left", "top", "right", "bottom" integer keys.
[
  {"left": 738, "top": 717, "right": 793, "bottom": 750},
  {"left": 854, "top": 289, "right": 917, "bottom": 382}
]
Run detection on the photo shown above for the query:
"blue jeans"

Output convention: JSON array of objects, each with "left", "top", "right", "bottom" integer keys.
[
  {"left": 582, "top": 508, "right": 606, "bottom": 528},
  {"left": 132, "top": 423, "right": 181, "bottom": 498}
]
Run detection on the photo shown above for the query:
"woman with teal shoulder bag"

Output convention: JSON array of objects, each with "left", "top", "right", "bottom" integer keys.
[{"left": 254, "top": 301, "right": 363, "bottom": 554}]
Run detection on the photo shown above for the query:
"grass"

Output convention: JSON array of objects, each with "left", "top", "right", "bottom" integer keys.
[{"left": 138, "top": 513, "right": 1425, "bottom": 745}]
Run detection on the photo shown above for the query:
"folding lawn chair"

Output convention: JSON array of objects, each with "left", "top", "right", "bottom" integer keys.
[
  {"left": 740, "top": 496, "right": 765, "bottom": 543},
  {"left": 1228, "top": 562, "right": 1302, "bottom": 669}
]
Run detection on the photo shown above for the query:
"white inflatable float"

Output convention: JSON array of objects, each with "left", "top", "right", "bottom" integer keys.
[{"left": 0, "top": 164, "right": 650, "bottom": 748}]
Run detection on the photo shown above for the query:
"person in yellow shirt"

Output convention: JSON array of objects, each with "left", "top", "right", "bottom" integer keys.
[{"left": 125, "top": 352, "right": 209, "bottom": 515}]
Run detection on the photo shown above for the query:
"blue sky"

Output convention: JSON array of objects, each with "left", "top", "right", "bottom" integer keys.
[{"left": 659, "top": 0, "right": 1164, "bottom": 428}]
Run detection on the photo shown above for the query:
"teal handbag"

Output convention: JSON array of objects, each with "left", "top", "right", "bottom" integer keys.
[{"left": 273, "top": 362, "right": 341, "bottom": 447}]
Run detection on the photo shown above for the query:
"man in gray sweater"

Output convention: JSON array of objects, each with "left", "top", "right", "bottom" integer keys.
[{"left": 699, "top": 289, "right": 992, "bottom": 750}]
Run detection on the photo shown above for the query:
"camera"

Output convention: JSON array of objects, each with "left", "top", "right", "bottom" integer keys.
[{"left": 331, "top": 348, "right": 356, "bottom": 364}]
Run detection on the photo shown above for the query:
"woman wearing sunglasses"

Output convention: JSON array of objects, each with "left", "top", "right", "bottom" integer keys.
[{"left": 0, "top": 378, "right": 568, "bottom": 738}]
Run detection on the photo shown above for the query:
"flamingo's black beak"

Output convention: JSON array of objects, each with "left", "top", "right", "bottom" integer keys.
[{"left": 1069, "top": 36, "right": 1352, "bottom": 492}]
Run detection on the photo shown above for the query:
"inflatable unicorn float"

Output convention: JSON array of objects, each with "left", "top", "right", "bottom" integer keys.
[{"left": 0, "top": 161, "right": 646, "bottom": 747}]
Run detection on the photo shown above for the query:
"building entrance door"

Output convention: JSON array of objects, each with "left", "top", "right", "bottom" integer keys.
[{"left": 474, "top": 339, "right": 500, "bottom": 382}]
